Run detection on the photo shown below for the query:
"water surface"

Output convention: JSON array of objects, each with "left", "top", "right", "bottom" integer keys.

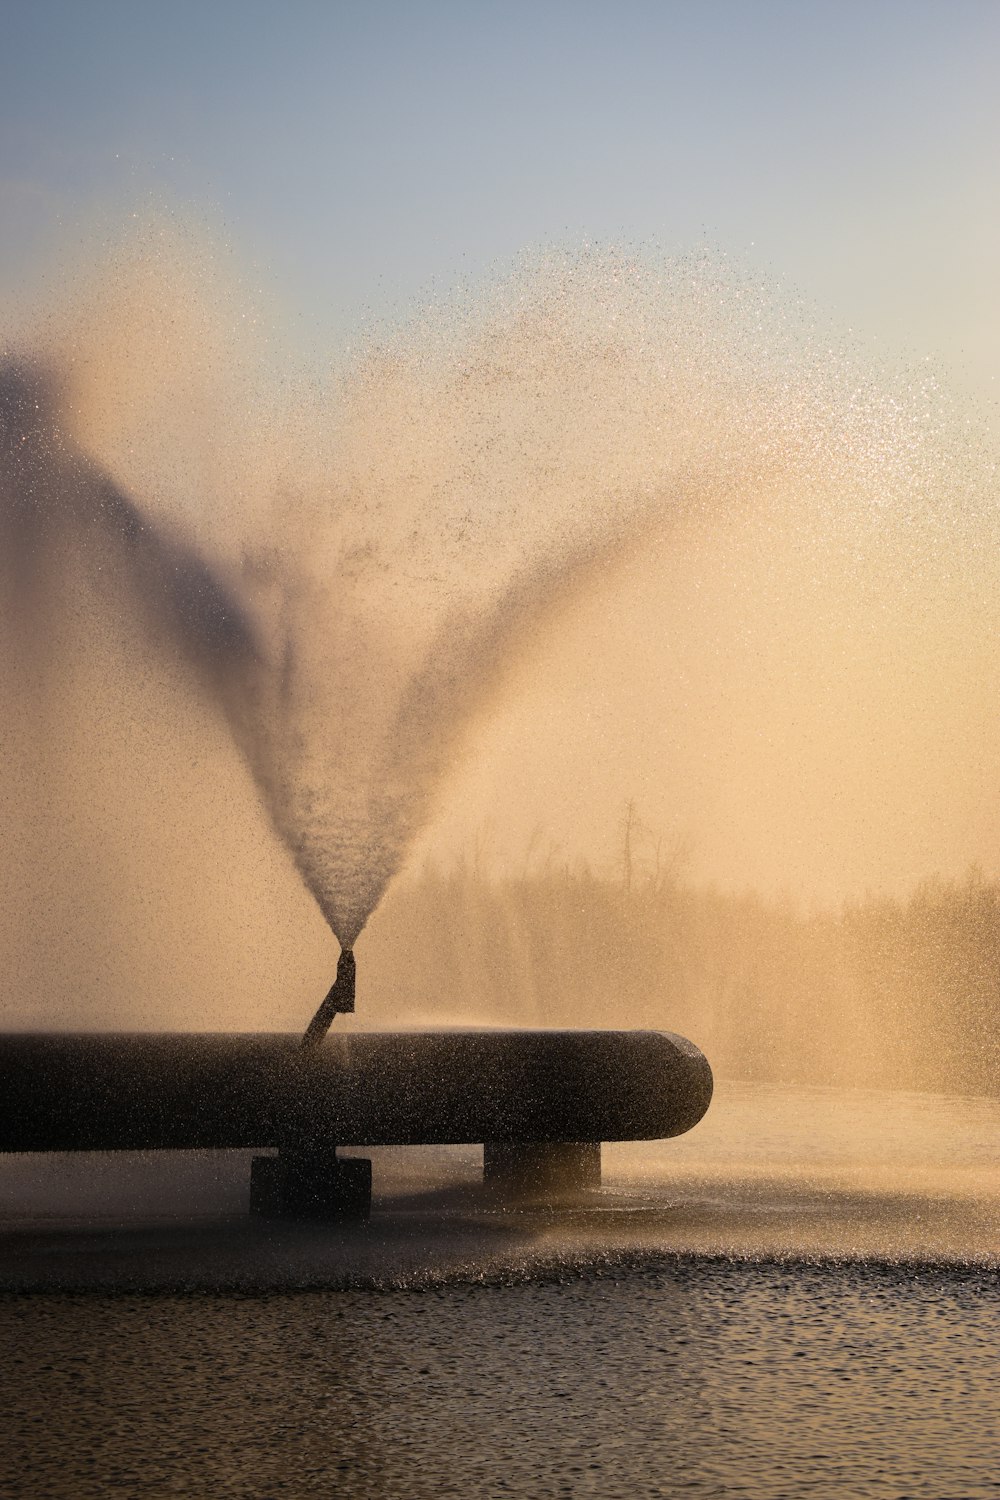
[
  {"left": 2, "top": 1082, "right": 997, "bottom": 1497},
  {"left": 2, "top": 1261, "right": 997, "bottom": 1499}
]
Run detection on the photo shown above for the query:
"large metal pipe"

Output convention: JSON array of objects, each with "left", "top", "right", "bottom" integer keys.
[{"left": 0, "top": 1029, "right": 712, "bottom": 1153}]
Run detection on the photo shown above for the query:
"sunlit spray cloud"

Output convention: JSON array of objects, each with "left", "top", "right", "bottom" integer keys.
[
  {"left": 1, "top": 225, "right": 965, "bottom": 954},
  {"left": 0, "top": 360, "right": 258, "bottom": 687}
]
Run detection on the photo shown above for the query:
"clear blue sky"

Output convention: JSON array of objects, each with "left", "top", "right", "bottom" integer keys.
[{"left": 2, "top": 0, "right": 997, "bottom": 398}]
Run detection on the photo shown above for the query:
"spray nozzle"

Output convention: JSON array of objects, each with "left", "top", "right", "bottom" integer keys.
[
  {"left": 334, "top": 948, "right": 356, "bottom": 1007},
  {"left": 302, "top": 948, "right": 355, "bottom": 1048}
]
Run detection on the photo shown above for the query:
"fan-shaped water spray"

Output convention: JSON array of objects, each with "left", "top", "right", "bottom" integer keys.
[{"left": 0, "top": 226, "right": 966, "bottom": 977}]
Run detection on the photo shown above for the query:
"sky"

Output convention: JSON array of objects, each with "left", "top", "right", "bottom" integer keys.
[
  {"left": 3, "top": 0, "right": 1000, "bottom": 928},
  {"left": 2, "top": 0, "right": 998, "bottom": 399}
]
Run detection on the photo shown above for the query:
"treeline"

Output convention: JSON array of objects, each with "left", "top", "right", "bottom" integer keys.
[{"left": 369, "top": 863, "right": 1000, "bottom": 1095}]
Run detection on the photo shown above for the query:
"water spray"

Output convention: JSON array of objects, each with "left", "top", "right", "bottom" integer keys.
[
  {"left": 5, "top": 225, "right": 968, "bottom": 1223},
  {"left": 6, "top": 236, "right": 954, "bottom": 1005}
]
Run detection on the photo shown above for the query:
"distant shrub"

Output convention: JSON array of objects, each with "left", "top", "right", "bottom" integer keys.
[{"left": 370, "top": 859, "right": 999, "bottom": 1095}]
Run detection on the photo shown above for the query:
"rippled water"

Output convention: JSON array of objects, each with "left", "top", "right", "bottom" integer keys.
[
  {"left": 2, "top": 1262, "right": 998, "bottom": 1499},
  {"left": 2, "top": 1082, "right": 997, "bottom": 1497}
]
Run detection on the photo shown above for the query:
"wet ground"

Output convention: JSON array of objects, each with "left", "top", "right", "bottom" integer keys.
[{"left": 2, "top": 1082, "right": 998, "bottom": 1497}]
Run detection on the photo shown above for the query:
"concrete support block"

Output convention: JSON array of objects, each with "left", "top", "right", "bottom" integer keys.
[
  {"left": 483, "top": 1140, "right": 601, "bottom": 1194},
  {"left": 250, "top": 1151, "right": 371, "bottom": 1222}
]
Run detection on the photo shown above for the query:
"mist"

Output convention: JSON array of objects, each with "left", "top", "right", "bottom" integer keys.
[{"left": 1, "top": 221, "right": 995, "bottom": 1043}]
